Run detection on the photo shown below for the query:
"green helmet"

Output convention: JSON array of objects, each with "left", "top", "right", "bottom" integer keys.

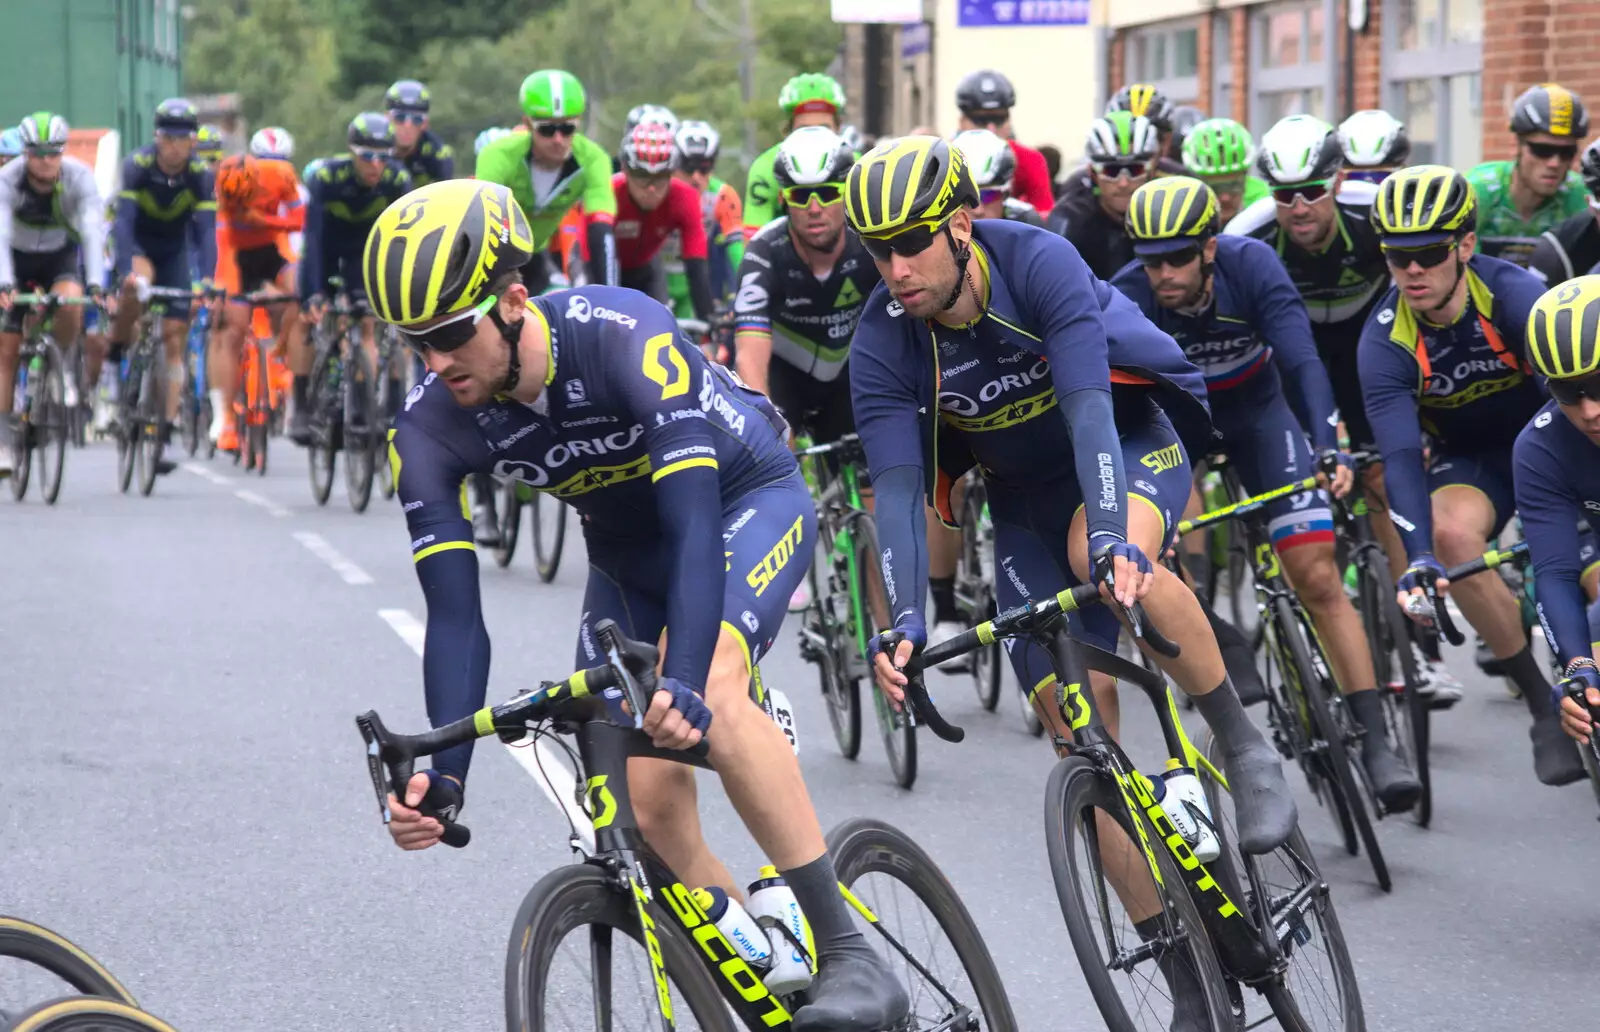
[
  {"left": 520, "top": 70, "right": 587, "bottom": 121},
  {"left": 1182, "top": 118, "right": 1255, "bottom": 178},
  {"left": 779, "top": 73, "right": 845, "bottom": 118}
]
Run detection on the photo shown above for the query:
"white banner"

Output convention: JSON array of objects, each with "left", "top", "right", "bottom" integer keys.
[{"left": 831, "top": 0, "right": 922, "bottom": 23}]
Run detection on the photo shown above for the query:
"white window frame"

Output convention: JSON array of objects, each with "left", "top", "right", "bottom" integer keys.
[
  {"left": 1382, "top": 0, "right": 1482, "bottom": 169},
  {"left": 1248, "top": 0, "right": 1339, "bottom": 134},
  {"left": 1125, "top": 19, "right": 1202, "bottom": 105}
]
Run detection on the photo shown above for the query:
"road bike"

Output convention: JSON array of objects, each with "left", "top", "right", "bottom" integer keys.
[
  {"left": 177, "top": 295, "right": 213, "bottom": 460},
  {"left": 949, "top": 471, "right": 1006, "bottom": 717},
  {"left": 898, "top": 586, "right": 1364, "bottom": 1031},
  {"left": 6, "top": 294, "right": 95, "bottom": 504},
  {"left": 794, "top": 433, "right": 918, "bottom": 787},
  {"left": 356, "top": 619, "right": 1017, "bottom": 1032},
  {"left": 490, "top": 477, "right": 568, "bottom": 583},
  {"left": 305, "top": 290, "right": 381, "bottom": 513},
  {"left": 373, "top": 323, "right": 404, "bottom": 501},
  {"left": 115, "top": 287, "right": 205, "bottom": 497},
  {"left": 1178, "top": 459, "right": 1400, "bottom": 892},
  {"left": 229, "top": 291, "right": 296, "bottom": 476},
  {"left": 0, "top": 916, "right": 178, "bottom": 1029}
]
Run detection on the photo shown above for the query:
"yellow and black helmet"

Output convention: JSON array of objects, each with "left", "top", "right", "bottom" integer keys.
[
  {"left": 1125, "top": 175, "right": 1219, "bottom": 254},
  {"left": 844, "top": 135, "right": 978, "bottom": 238},
  {"left": 363, "top": 179, "right": 534, "bottom": 327},
  {"left": 1370, "top": 164, "right": 1476, "bottom": 245},
  {"left": 1527, "top": 275, "right": 1600, "bottom": 380}
]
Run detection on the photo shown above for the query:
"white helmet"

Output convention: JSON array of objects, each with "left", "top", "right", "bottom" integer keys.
[
  {"left": 674, "top": 120, "right": 720, "bottom": 162},
  {"left": 620, "top": 121, "right": 678, "bottom": 174},
  {"left": 623, "top": 104, "right": 678, "bottom": 138},
  {"left": 774, "top": 126, "right": 854, "bottom": 189},
  {"left": 18, "top": 111, "right": 70, "bottom": 150},
  {"left": 1084, "top": 114, "right": 1160, "bottom": 162},
  {"left": 249, "top": 127, "right": 295, "bottom": 160},
  {"left": 1256, "top": 114, "right": 1343, "bottom": 184},
  {"left": 475, "top": 126, "right": 513, "bottom": 155},
  {"left": 1337, "top": 109, "right": 1410, "bottom": 168},
  {"left": 951, "top": 129, "right": 1016, "bottom": 189}
]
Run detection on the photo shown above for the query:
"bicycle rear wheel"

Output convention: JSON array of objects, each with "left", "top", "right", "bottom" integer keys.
[
  {"left": 306, "top": 350, "right": 337, "bottom": 506},
  {"left": 828, "top": 816, "right": 1017, "bottom": 1031},
  {"left": 532, "top": 491, "right": 567, "bottom": 583},
  {"left": 249, "top": 339, "right": 270, "bottom": 476},
  {"left": 2, "top": 998, "right": 177, "bottom": 1031},
  {"left": 504, "top": 863, "right": 735, "bottom": 1032},
  {"left": 806, "top": 518, "right": 861, "bottom": 760},
  {"left": 1044, "top": 757, "right": 1233, "bottom": 1032},
  {"left": 855, "top": 514, "right": 916, "bottom": 788},
  {"left": 134, "top": 359, "right": 164, "bottom": 497},
  {"left": 180, "top": 359, "right": 200, "bottom": 457},
  {"left": 0, "top": 916, "right": 137, "bottom": 1009},
  {"left": 33, "top": 345, "right": 68, "bottom": 505},
  {"left": 492, "top": 478, "right": 521, "bottom": 568},
  {"left": 1358, "top": 551, "right": 1432, "bottom": 828},
  {"left": 114, "top": 362, "right": 137, "bottom": 495},
  {"left": 958, "top": 483, "right": 1001, "bottom": 711},
  {"left": 343, "top": 342, "right": 376, "bottom": 513}
]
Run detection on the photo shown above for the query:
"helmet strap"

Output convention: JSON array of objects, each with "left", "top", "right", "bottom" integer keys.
[
  {"left": 488, "top": 304, "right": 525, "bottom": 395},
  {"left": 939, "top": 227, "right": 974, "bottom": 316}
]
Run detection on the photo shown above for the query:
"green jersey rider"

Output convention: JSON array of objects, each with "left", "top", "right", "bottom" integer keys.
[
  {"left": 1467, "top": 83, "right": 1591, "bottom": 268},
  {"left": 1181, "top": 117, "right": 1269, "bottom": 224},
  {"left": 744, "top": 73, "right": 848, "bottom": 235}
]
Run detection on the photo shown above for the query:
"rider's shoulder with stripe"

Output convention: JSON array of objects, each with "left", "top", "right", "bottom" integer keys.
[{"left": 1222, "top": 194, "right": 1277, "bottom": 238}]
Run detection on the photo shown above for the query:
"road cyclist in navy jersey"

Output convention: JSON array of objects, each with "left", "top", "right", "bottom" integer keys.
[
  {"left": 1360, "top": 164, "right": 1586, "bottom": 786},
  {"left": 843, "top": 137, "right": 1296, "bottom": 907},
  {"left": 1518, "top": 276, "right": 1600, "bottom": 746},
  {"left": 360, "top": 178, "right": 910, "bottom": 1032},
  {"left": 1115, "top": 175, "right": 1422, "bottom": 809}
]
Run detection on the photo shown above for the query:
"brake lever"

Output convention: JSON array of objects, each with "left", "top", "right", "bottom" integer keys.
[{"left": 355, "top": 710, "right": 470, "bottom": 848}]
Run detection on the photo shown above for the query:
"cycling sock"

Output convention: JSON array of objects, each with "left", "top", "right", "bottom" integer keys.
[
  {"left": 929, "top": 575, "right": 959, "bottom": 623},
  {"left": 781, "top": 853, "right": 871, "bottom": 958},
  {"left": 1504, "top": 646, "right": 1553, "bottom": 718},
  {"left": 1343, "top": 688, "right": 1387, "bottom": 747},
  {"left": 1190, "top": 676, "right": 1259, "bottom": 750}
]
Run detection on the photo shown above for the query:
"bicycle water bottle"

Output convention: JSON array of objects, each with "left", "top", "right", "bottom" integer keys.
[
  {"left": 692, "top": 887, "right": 773, "bottom": 970},
  {"left": 1149, "top": 763, "right": 1221, "bottom": 862},
  {"left": 745, "top": 866, "right": 814, "bottom": 994}
]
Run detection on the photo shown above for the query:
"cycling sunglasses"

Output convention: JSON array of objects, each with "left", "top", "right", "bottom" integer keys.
[
  {"left": 535, "top": 122, "right": 578, "bottom": 138},
  {"left": 1205, "top": 177, "right": 1246, "bottom": 197},
  {"left": 1382, "top": 240, "right": 1456, "bottom": 269},
  {"left": 1272, "top": 179, "right": 1332, "bottom": 206},
  {"left": 1138, "top": 245, "right": 1203, "bottom": 269},
  {"left": 1092, "top": 160, "right": 1151, "bottom": 181},
  {"left": 781, "top": 183, "right": 845, "bottom": 208},
  {"left": 352, "top": 147, "right": 393, "bottom": 163},
  {"left": 1547, "top": 372, "right": 1600, "bottom": 406},
  {"left": 681, "top": 158, "right": 716, "bottom": 175},
  {"left": 24, "top": 144, "right": 63, "bottom": 157},
  {"left": 857, "top": 221, "right": 949, "bottom": 262},
  {"left": 978, "top": 187, "right": 1009, "bottom": 206},
  {"left": 1525, "top": 140, "right": 1579, "bottom": 162},
  {"left": 626, "top": 168, "right": 673, "bottom": 187},
  {"left": 1342, "top": 168, "right": 1392, "bottom": 185},
  {"left": 398, "top": 295, "right": 497, "bottom": 355},
  {"left": 390, "top": 111, "right": 427, "bottom": 125}
]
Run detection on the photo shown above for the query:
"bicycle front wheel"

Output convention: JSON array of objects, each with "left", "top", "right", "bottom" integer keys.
[
  {"left": 1358, "top": 550, "right": 1432, "bottom": 828},
  {"left": 504, "top": 864, "right": 734, "bottom": 1032},
  {"left": 532, "top": 492, "right": 567, "bottom": 583},
  {"left": 0, "top": 916, "right": 137, "bottom": 1010},
  {"left": 1044, "top": 756, "right": 1233, "bottom": 1032},
  {"left": 854, "top": 514, "right": 916, "bottom": 788},
  {"left": 808, "top": 516, "right": 861, "bottom": 760},
  {"left": 958, "top": 482, "right": 1001, "bottom": 711},
  {"left": 828, "top": 816, "right": 1017, "bottom": 1031},
  {"left": 134, "top": 359, "right": 164, "bottom": 497},
  {"left": 343, "top": 342, "right": 376, "bottom": 513},
  {"left": 492, "top": 478, "right": 521, "bottom": 568},
  {"left": 34, "top": 345, "right": 68, "bottom": 505}
]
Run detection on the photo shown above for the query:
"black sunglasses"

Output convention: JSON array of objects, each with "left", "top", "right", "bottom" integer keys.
[
  {"left": 857, "top": 222, "right": 946, "bottom": 262},
  {"left": 1092, "top": 160, "right": 1150, "bottom": 181},
  {"left": 397, "top": 296, "right": 497, "bottom": 355},
  {"left": 1525, "top": 141, "right": 1579, "bottom": 162},
  {"left": 25, "top": 145, "right": 63, "bottom": 157},
  {"left": 390, "top": 111, "right": 427, "bottom": 125},
  {"left": 535, "top": 122, "right": 578, "bottom": 138},
  {"left": 1272, "top": 180, "right": 1332, "bottom": 206},
  {"left": 681, "top": 158, "right": 716, "bottom": 174},
  {"left": 1138, "top": 246, "right": 1202, "bottom": 269},
  {"left": 1383, "top": 241, "right": 1456, "bottom": 269},
  {"left": 1548, "top": 373, "right": 1600, "bottom": 406}
]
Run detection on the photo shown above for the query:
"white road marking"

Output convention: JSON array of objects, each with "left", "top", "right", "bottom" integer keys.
[
  {"left": 293, "top": 531, "right": 374, "bottom": 585},
  {"left": 235, "top": 489, "right": 290, "bottom": 518},
  {"left": 379, "top": 608, "right": 426, "bottom": 656},
  {"left": 182, "top": 461, "right": 232, "bottom": 486}
]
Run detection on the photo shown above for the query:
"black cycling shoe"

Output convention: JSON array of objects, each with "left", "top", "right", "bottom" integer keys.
[
  {"left": 1532, "top": 714, "right": 1587, "bottom": 786},
  {"left": 790, "top": 949, "right": 910, "bottom": 1032},
  {"left": 288, "top": 404, "right": 312, "bottom": 446},
  {"left": 1346, "top": 689, "right": 1421, "bottom": 812},
  {"left": 1475, "top": 637, "right": 1507, "bottom": 676},
  {"left": 1217, "top": 737, "right": 1298, "bottom": 854},
  {"left": 1202, "top": 603, "right": 1265, "bottom": 706}
]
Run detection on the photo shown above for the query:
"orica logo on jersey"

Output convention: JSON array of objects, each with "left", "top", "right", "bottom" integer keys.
[
  {"left": 699, "top": 369, "right": 746, "bottom": 433},
  {"left": 404, "top": 380, "right": 429, "bottom": 412},
  {"left": 938, "top": 358, "right": 1051, "bottom": 415},
  {"left": 492, "top": 424, "right": 645, "bottom": 486},
  {"left": 566, "top": 294, "right": 638, "bottom": 329},
  {"left": 1182, "top": 334, "right": 1257, "bottom": 361}
]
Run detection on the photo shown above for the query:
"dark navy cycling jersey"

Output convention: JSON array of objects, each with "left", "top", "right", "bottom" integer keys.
[
  {"left": 851, "top": 218, "right": 1210, "bottom": 628},
  {"left": 1111, "top": 233, "right": 1338, "bottom": 453},
  {"left": 1358, "top": 254, "right": 1549, "bottom": 557},
  {"left": 396, "top": 130, "right": 456, "bottom": 188},
  {"left": 297, "top": 157, "right": 412, "bottom": 298},
  {"left": 111, "top": 144, "right": 217, "bottom": 280},
  {"left": 391, "top": 286, "right": 795, "bottom": 779},
  {"left": 1515, "top": 401, "right": 1600, "bottom": 667}
]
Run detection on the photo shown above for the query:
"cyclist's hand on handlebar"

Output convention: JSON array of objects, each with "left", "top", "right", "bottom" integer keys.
[
  {"left": 643, "top": 676, "right": 712, "bottom": 750},
  {"left": 1091, "top": 536, "right": 1153, "bottom": 609},
  {"left": 1317, "top": 448, "right": 1355, "bottom": 499},
  {"left": 1395, "top": 553, "right": 1447, "bottom": 626},
  {"left": 0, "top": 284, "right": 13, "bottom": 309},
  {"left": 869, "top": 612, "right": 927, "bottom": 707},
  {"left": 385, "top": 770, "right": 461, "bottom": 851},
  {"left": 1559, "top": 667, "right": 1600, "bottom": 744}
]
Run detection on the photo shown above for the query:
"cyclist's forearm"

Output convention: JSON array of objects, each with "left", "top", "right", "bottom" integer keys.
[
  {"left": 112, "top": 196, "right": 140, "bottom": 281},
  {"left": 653, "top": 464, "right": 725, "bottom": 691},
  {"left": 74, "top": 200, "right": 108, "bottom": 289},
  {"left": 417, "top": 549, "right": 491, "bottom": 782},
  {"left": 1535, "top": 570, "right": 1593, "bottom": 669},
  {"left": 733, "top": 332, "right": 771, "bottom": 393},
  {"left": 192, "top": 206, "right": 218, "bottom": 281},
  {"left": 685, "top": 258, "right": 715, "bottom": 322},
  {"left": 873, "top": 464, "right": 929, "bottom": 625},
  {"left": 1062, "top": 387, "right": 1128, "bottom": 544},
  {"left": 1280, "top": 360, "right": 1339, "bottom": 452},
  {"left": 585, "top": 221, "right": 617, "bottom": 287},
  {"left": 0, "top": 204, "right": 14, "bottom": 285},
  {"left": 1379, "top": 446, "right": 1433, "bottom": 559}
]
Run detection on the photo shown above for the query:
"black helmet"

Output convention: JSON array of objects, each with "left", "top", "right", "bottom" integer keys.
[
  {"left": 347, "top": 112, "right": 395, "bottom": 150},
  {"left": 1509, "top": 83, "right": 1590, "bottom": 139},
  {"left": 154, "top": 97, "right": 199, "bottom": 134},
  {"left": 1581, "top": 139, "right": 1600, "bottom": 200},
  {"left": 384, "top": 79, "right": 431, "bottom": 114},
  {"left": 955, "top": 70, "right": 1016, "bottom": 114}
]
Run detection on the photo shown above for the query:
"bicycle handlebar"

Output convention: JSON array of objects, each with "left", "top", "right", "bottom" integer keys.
[
  {"left": 796, "top": 433, "right": 863, "bottom": 459},
  {"left": 354, "top": 620, "right": 707, "bottom": 849},
  {"left": 10, "top": 293, "right": 100, "bottom": 307},
  {"left": 1176, "top": 475, "right": 1319, "bottom": 536},
  {"left": 1444, "top": 540, "right": 1529, "bottom": 582}
]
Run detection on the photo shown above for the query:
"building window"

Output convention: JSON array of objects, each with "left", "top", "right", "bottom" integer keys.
[
  {"left": 1126, "top": 20, "right": 1201, "bottom": 105},
  {"left": 1383, "top": 0, "right": 1482, "bottom": 170},
  {"left": 1249, "top": 0, "right": 1335, "bottom": 135}
]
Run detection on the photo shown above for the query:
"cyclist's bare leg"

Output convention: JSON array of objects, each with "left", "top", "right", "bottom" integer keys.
[
  {"left": 49, "top": 277, "right": 84, "bottom": 351},
  {"left": 0, "top": 327, "right": 20, "bottom": 416},
  {"left": 213, "top": 301, "right": 248, "bottom": 432},
  {"left": 1432, "top": 485, "right": 1524, "bottom": 657},
  {"left": 110, "top": 256, "right": 153, "bottom": 349},
  {"left": 628, "top": 756, "right": 740, "bottom": 898},
  {"left": 1279, "top": 539, "right": 1379, "bottom": 696},
  {"left": 161, "top": 315, "right": 189, "bottom": 424}
]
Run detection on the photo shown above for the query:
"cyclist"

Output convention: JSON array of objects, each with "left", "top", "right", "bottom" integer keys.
[
  {"left": 1467, "top": 83, "right": 1590, "bottom": 268},
  {"left": 846, "top": 137, "right": 1297, "bottom": 871},
  {"left": 295, "top": 113, "right": 411, "bottom": 442},
  {"left": 108, "top": 98, "right": 217, "bottom": 464},
  {"left": 249, "top": 127, "right": 294, "bottom": 162},
  {"left": 1114, "top": 176, "right": 1421, "bottom": 807},
  {"left": 667, "top": 120, "right": 743, "bottom": 314},
  {"left": 744, "top": 73, "right": 846, "bottom": 233},
  {"left": 384, "top": 79, "right": 455, "bottom": 187},
  {"left": 1166, "top": 104, "right": 1205, "bottom": 164},
  {"left": 366, "top": 178, "right": 911, "bottom": 1032},
  {"left": 1047, "top": 111, "right": 1161, "bottom": 280},
  {"left": 473, "top": 126, "right": 514, "bottom": 157},
  {"left": 1181, "top": 117, "right": 1268, "bottom": 223},
  {"left": 196, "top": 124, "right": 225, "bottom": 169},
  {"left": 0, "top": 128, "right": 22, "bottom": 169},
  {"left": 211, "top": 152, "right": 303, "bottom": 453},
  {"left": 1519, "top": 278, "right": 1600, "bottom": 745},
  {"left": 951, "top": 128, "right": 1044, "bottom": 226},
  {"left": 1104, "top": 83, "right": 1187, "bottom": 176},
  {"left": 1528, "top": 139, "right": 1600, "bottom": 287},
  {"left": 0, "top": 112, "right": 106, "bottom": 478},
  {"left": 952, "top": 69, "right": 1055, "bottom": 213},
  {"left": 1336, "top": 109, "right": 1409, "bottom": 185},
  {"left": 1360, "top": 165, "right": 1584, "bottom": 786},
  {"left": 612, "top": 122, "right": 715, "bottom": 322}
]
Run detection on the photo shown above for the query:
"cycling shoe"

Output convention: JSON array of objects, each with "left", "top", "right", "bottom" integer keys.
[
  {"left": 791, "top": 948, "right": 910, "bottom": 1032},
  {"left": 1217, "top": 738, "right": 1298, "bottom": 854}
]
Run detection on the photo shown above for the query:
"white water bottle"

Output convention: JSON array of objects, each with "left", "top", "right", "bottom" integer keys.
[
  {"left": 692, "top": 887, "right": 773, "bottom": 970},
  {"left": 1153, "top": 764, "right": 1221, "bottom": 862},
  {"left": 745, "top": 866, "right": 815, "bottom": 994}
]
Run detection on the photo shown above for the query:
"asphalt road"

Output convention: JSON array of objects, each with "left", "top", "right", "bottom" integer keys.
[{"left": 4, "top": 440, "right": 1597, "bottom": 1031}]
